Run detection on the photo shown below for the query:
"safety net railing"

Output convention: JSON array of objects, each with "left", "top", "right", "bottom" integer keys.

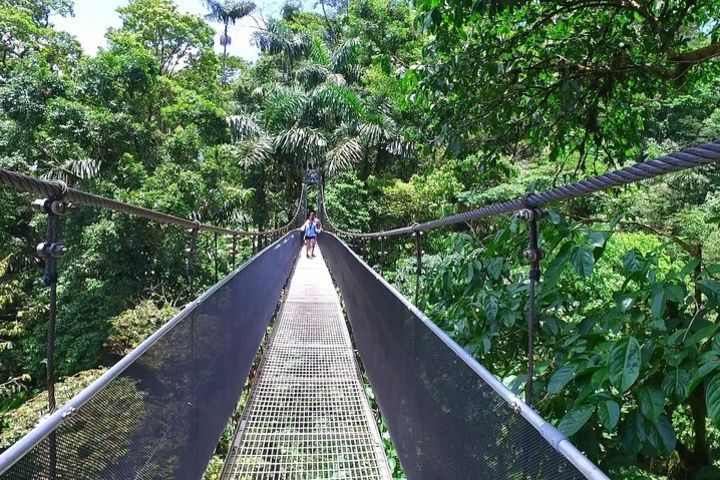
[
  {"left": 0, "top": 231, "right": 300, "bottom": 479},
  {"left": 320, "top": 232, "right": 607, "bottom": 479},
  {"left": 320, "top": 139, "right": 720, "bottom": 404},
  {"left": 315, "top": 139, "right": 720, "bottom": 479},
  {"left": 0, "top": 168, "right": 306, "bottom": 479}
]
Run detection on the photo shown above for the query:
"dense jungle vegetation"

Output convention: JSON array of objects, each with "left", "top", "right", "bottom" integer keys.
[{"left": 2, "top": 0, "right": 720, "bottom": 478}]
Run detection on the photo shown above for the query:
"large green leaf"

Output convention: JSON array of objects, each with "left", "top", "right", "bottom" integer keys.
[
  {"left": 623, "top": 250, "right": 645, "bottom": 274},
  {"left": 571, "top": 246, "right": 594, "bottom": 278},
  {"left": 547, "top": 364, "right": 575, "bottom": 395},
  {"left": 706, "top": 373, "right": 720, "bottom": 425},
  {"left": 637, "top": 387, "right": 664, "bottom": 422},
  {"left": 665, "top": 283, "right": 686, "bottom": 303},
  {"left": 484, "top": 296, "right": 498, "bottom": 322},
  {"left": 558, "top": 406, "right": 594, "bottom": 437},
  {"left": 648, "top": 415, "right": 676, "bottom": 455},
  {"left": 609, "top": 337, "right": 641, "bottom": 392},
  {"left": 621, "top": 411, "right": 646, "bottom": 455},
  {"left": 701, "top": 280, "right": 720, "bottom": 307},
  {"left": 662, "top": 368, "right": 690, "bottom": 401},
  {"left": 544, "top": 242, "right": 571, "bottom": 286},
  {"left": 651, "top": 287, "right": 665, "bottom": 320},
  {"left": 688, "top": 360, "right": 720, "bottom": 396},
  {"left": 597, "top": 399, "right": 620, "bottom": 431}
]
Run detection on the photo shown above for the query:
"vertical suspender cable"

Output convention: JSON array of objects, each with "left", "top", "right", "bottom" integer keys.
[{"left": 520, "top": 203, "right": 543, "bottom": 406}]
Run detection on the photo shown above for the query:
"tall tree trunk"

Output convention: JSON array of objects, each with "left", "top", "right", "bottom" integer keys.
[
  {"left": 320, "top": 0, "right": 337, "bottom": 43},
  {"left": 694, "top": 244, "right": 702, "bottom": 312},
  {"left": 221, "top": 22, "right": 229, "bottom": 87}
]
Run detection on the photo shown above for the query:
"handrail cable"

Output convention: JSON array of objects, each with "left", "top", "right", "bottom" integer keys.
[
  {"left": 322, "top": 139, "right": 720, "bottom": 238},
  {"left": 0, "top": 169, "right": 304, "bottom": 237}
]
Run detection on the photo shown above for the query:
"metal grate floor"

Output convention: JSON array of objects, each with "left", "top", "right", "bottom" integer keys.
[{"left": 223, "top": 246, "right": 392, "bottom": 480}]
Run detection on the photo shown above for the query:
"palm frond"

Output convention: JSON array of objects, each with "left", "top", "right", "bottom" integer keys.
[
  {"left": 252, "top": 21, "right": 291, "bottom": 54},
  {"left": 308, "top": 84, "right": 364, "bottom": 125},
  {"left": 204, "top": 0, "right": 256, "bottom": 24},
  {"left": 252, "top": 20, "right": 310, "bottom": 59},
  {"left": 358, "top": 122, "right": 389, "bottom": 148},
  {"left": 338, "top": 64, "right": 363, "bottom": 83},
  {"left": 289, "top": 31, "right": 312, "bottom": 59},
  {"left": 296, "top": 63, "right": 330, "bottom": 88},
  {"left": 332, "top": 37, "right": 360, "bottom": 72},
  {"left": 274, "top": 126, "right": 328, "bottom": 161},
  {"left": 236, "top": 136, "right": 274, "bottom": 167},
  {"left": 251, "top": 85, "right": 267, "bottom": 99},
  {"left": 384, "top": 137, "right": 416, "bottom": 159},
  {"left": 260, "top": 87, "right": 307, "bottom": 131},
  {"left": 325, "top": 73, "right": 347, "bottom": 87},
  {"left": 39, "top": 158, "right": 102, "bottom": 183},
  {"left": 67, "top": 158, "right": 102, "bottom": 179},
  {"left": 310, "top": 35, "right": 332, "bottom": 65},
  {"left": 326, "top": 137, "right": 362, "bottom": 175},
  {"left": 228, "top": 114, "right": 262, "bottom": 143}
]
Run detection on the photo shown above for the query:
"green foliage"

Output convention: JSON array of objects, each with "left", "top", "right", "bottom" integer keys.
[
  {"left": 4, "top": 0, "right": 720, "bottom": 479},
  {"left": 412, "top": 0, "right": 720, "bottom": 165},
  {"left": 0, "top": 369, "right": 105, "bottom": 448},
  {"left": 105, "top": 300, "right": 178, "bottom": 355},
  {"left": 114, "top": 0, "right": 217, "bottom": 76}
]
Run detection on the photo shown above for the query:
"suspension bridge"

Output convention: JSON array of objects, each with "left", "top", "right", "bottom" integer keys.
[{"left": 0, "top": 140, "right": 719, "bottom": 479}]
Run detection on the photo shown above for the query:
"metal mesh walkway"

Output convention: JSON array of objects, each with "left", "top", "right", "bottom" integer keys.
[{"left": 223, "top": 247, "right": 392, "bottom": 480}]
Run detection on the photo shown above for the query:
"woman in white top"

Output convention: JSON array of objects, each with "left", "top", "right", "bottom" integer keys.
[{"left": 302, "top": 211, "right": 322, "bottom": 258}]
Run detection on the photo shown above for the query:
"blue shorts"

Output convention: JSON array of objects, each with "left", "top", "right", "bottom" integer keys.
[{"left": 305, "top": 235, "right": 316, "bottom": 240}]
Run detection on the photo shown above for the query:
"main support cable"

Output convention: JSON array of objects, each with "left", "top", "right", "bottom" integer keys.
[
  {"left": 323, "top": 139, "right": 720, "bottom": 238},
  {"left": 0, "top": 169, "right": 305, "bottom": 237}
]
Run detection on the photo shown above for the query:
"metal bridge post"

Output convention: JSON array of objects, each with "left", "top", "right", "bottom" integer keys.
[
  {"left": 379, "top": 235, "right": 385, "bottom": 276},
  {"left": 186, "top": 222, "right": 200, "bottom": 298},
  {"left": 231, "top": 234, "right": 237, "bottom": 269},
  {"left": 520, "top": 200, "right": 543, "bottom": 407},
  {"left": 414, "top": 229, "right": 423, "bottom": 305},
  {"left": 32, "top": 185, "right": 71, "bottom": 479},
  {"left": 214, "top": 232, "right": 219, "bottom": 283}
]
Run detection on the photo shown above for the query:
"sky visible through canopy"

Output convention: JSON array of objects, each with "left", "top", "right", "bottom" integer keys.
[{"left": 52, "top": 0, "right": 285, "bottom": 61}]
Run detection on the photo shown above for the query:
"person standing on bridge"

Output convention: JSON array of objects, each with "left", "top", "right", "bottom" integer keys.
[{"left": 302, "top": 211, "right": 322, "bottom": 258}]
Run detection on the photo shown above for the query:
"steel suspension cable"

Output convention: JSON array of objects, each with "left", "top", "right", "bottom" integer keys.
[
  {"left": 0, "top": 169, "right": 305, "bottom": 237},
  {"left": 322, "top": 139, "right": 720, "bottom": 238}
]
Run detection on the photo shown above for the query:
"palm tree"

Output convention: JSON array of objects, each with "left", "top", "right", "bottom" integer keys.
[
  {"left": 252, "top": 20, "right": 311, "bottom": 84},
  {"left": 228, "top": 32, "right": 415, "bottom": 230},
  {"left": 204, "top": 0, "right": 256, "bottom": 84}
]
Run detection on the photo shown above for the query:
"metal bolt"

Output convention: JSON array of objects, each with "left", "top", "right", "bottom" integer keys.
[
  {"left": 523, "top": 248, "right": 544, "bottom": 263},
  {"left": 48, "top": 243, "right": 68, "bottom": 258},
  {"left": 36, "top": 242, "right": 50, "bottom": 259},
  {"left": 50, "top": 201, "right": 73, "bottom": 216},
  {"left": 32, "top": 199, "right": 50, "bottom": 212}
]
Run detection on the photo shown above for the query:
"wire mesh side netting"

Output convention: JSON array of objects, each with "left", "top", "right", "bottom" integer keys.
[
  {"left": 319, "top": 232, "right": 608, "bottom": 480},
  {"left": 0, "top": 232, "right": 302, "bottom": 480}
]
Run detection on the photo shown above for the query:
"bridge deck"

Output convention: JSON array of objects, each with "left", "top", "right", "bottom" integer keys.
[{"left": 222, "top": 247, "right": 392, "bottom": 479}]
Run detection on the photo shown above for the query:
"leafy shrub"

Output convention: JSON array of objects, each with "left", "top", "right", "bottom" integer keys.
[{"left": 105, "top": 300, "right": 178, "bottom": 355}]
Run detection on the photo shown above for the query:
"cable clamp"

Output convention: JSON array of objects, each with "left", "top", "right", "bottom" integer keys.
[
  {"left": 50, "top": 180, "right": 69, "bottom": 199},
  {"left": 521, "top": 192, "right": 539, "bottom": 210},
  {"left": 523, "top": 248, "right": 544, "bottom": 264},
  {"left": 188, "top": 220, "right": 201, "bottom": 236},
  {"left": 36, "top": 242, "right": 68, "bottom": 259},
  {"left": 62, "top": 407, "right": 77, "bottom": 419},
  {"left": 32, "top": 198, "right": 74, "bottom": 216}
]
